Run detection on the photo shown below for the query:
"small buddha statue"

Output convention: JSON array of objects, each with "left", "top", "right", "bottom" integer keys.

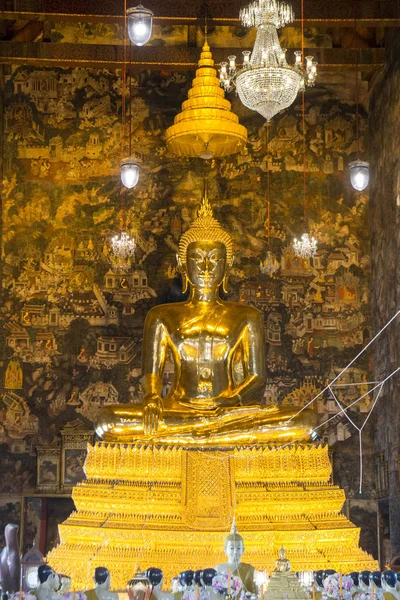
[
  {"left": 273, "top": 548, "right": 291, "bottom": 573},
  {"left": 36, "top": 565, "right": 60, "bottom": 600},
  {"left": 264, "top": 550, "right": 307, "bottom": 600},
  {"left": 173, "top": 571, "right": 194, "bottom": 600},
  {"left": 85, "top": 567, "right": 118, "bottom": 600},
  {"left": 349, "top": 573, "right": 361, "bottom": 596},
  {"left": 146, "top": 568, "right": 173, "bottom": 600},
  {"left": 382, "top": 571, "right": 400, "bottom": 600},
  {"left": 95, "top": 189, "right": 316, "bottom": 445},
  {"left": 370, "top": 572, "right": 383, "bottom": 595},
  {"left": 201, "top": 569, "right": 218, "bottom": 600},
  {"left": 216, "top": 519, "right": 256, "bottom": 594},
  {"left": 313, "top": 571, "right": 324, "bottom": 593},
  {"left": 359, "top": 572, "right": 371, "bottom": 594}
]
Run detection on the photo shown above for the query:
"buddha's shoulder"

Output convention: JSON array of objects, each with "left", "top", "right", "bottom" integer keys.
[
  {"left": 239, "top": 562, "right": 255, "bottom": 571},
  {"left": 145, "top": 302, "right": 182, "bottom": 319},
  {"left": 224, "top": 301, "right": 263, "bottom": 319}
]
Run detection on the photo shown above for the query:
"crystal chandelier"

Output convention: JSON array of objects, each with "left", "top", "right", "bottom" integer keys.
[
  {"left": 110, "top": 230, "right": 135, "bottom": 272},
  {"left": 293, "top": 233, "right": 317, "bottom": 259},
  {"left": 219, "top": 0, "right": 317, "bottom": 121},
  {"left": 260, "top": 250, "right": 279, "bottom": 275}
]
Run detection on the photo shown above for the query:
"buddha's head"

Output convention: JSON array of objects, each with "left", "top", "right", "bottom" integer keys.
[
  {"left": 38, "top": 565, "right": 57, "bottom": 589},
  {"left": 178, "top": 187, "right": 233, "bottom": 294},
  {"left": 359, "top": 571, "right": 371, "bottom": 591},
  {"left": 349, "top": 573, "right": 360, "bottom": 589},
  {"left": 382, "top": 571, "right": 397, "bottom": 592},
  {"left": 370, "top": 572, "right": 382, "bottom": 589},
  {"left": 224, "top": 518, "right": 244, "bottom": 564},
  {"left": 179, "top": 570, "right": 194, "bottom": 589},
  {"left": 146, "top": 568, "right": 163, "bottom": 590},
  {"left": 279, "top": 547, "right": 286, "bottom": 560},
  {"left": 201, "top": 569, "right": 217, "bottom": 588},
  {"left": 94, "top": 566, "right": 110, "bottom": 590}
]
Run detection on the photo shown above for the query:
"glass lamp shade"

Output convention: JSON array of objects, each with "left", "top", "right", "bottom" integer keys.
[
  {"left": 349, "top": 159, "right": 369, "bottom": 191},
  {"left": 120, "top": 158, "right": 140, "bottom": 189},
  {"left": 126, "top": 5, "right": 154, "bottom": 46},
  {"left": 21, "top": 544, "right": 44, "bottom": 591},
  {"left": 127, "top": 569, "right": 153, "bottom": 600}
]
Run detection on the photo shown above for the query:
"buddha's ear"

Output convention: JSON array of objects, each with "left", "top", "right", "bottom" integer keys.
[{"left": 176, "top": 253, "right": 188, "bottom": 294}]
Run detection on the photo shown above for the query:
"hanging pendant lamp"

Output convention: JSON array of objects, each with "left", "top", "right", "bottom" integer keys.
[
  {"left": 166, "top": 42, "right": 247, "bottom": 159},
  {"left": 349, "top": 0, "right": 369, "bottom": 191}
]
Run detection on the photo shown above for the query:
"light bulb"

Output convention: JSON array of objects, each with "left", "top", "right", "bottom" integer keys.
[
  {"left": 294, "top": 50, "right": 302, "bottom": 65},
  {"left": 120, "top": 158, "right": 140, "bottom": 189},
  {"left": 126, "top": 5, "right": 153, "bottom": 46},
  {"left": 349, "top": 160, "right": 369, "bottom": 191},
  {"left": 228, "top": 55, "right": 236, "bottom": 70},
  {"left": 242, "top": 50, "right": 251, "bottom": 65}
]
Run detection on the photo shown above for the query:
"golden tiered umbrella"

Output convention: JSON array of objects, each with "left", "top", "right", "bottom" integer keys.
[{"left": 166, "top": 42, "right": 247, "bottom": 158}]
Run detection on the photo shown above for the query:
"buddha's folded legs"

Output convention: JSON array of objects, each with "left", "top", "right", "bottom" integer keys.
[{"left": 95, "top": 403, "right": 316, "bottom": 445}]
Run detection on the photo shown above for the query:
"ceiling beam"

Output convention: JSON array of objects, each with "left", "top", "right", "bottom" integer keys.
[
  {"left": 0, "top": 41, "right": 385, "bottom": 70},
  {"left": 1, "top": 0, "right": 400, "bottom": 27}
]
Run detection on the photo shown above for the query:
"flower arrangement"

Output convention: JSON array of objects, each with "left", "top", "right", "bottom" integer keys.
[
  {"left": 212, "top": 573, "right": 243, "bottom": 598},
  {"left": 61, "top": 592, "right": 87, "bottom": 600},
  {"left": 9, "top": 593, "right": 37, "bottom": 600},
  {"left": 354, "top": 593, "right": 384, "bottom": 600},
  {"left": 182, "top": 588, "right": 210, "bottom": 600},
  {"left": 323, "top": 575, "right": 354, "bottom": 600}
]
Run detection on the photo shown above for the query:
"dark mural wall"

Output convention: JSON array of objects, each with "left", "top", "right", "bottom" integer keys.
[{"left": 0, "top": 57, "right": 377, "bottom": 553}]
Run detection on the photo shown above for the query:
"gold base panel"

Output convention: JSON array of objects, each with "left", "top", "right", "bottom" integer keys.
[{"left": 47, "top": 443, "right": 377, "bottom": 590}]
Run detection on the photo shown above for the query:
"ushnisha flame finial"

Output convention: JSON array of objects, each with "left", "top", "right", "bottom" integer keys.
[
  {"left": 230, "top": 516, "right": 239, "bottom": 536},
  {"left": 198, "top": 178, "right": 213, "bottom": 219}
]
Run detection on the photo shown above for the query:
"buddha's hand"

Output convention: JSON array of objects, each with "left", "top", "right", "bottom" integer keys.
[{"left": 143, "top": 393, "right": 163, "bottom": 436}]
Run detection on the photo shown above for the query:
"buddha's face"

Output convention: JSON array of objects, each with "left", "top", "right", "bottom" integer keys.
[
  {"left": 225, "top": 539, "right": 244, "bottom": 564},
  {"left": 186, "top": 241, "right": 226, "bottom": 290}
]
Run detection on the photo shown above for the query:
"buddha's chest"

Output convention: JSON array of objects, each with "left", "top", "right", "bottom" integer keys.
[{"left": 169, "top": 322, "right": 240, "bottom": 364}]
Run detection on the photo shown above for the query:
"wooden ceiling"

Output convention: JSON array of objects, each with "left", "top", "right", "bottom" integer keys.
[{"left": 0, "top": 0, "right": 396, "bottom": 72}]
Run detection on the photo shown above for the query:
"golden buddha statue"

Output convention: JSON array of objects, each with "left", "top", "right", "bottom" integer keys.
[
  {"left": 95, "top": 189, "right": 316, "bottom": 445},
  {"left": 273, "top": 547, "right": 291, "bottom": 573},
  {"left": 264, "top": 548, "right": 308, "bottom": 600}
]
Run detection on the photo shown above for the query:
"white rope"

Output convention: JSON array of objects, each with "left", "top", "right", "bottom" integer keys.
[
  {"left": 286, "top": 309, "right": 400, "bottom": 422},
  {"left": 329, "top": 382, "right": 385, "bottom": 492},
  {"left": 140, "top": 311, "right": 400, "bottom": 498}
]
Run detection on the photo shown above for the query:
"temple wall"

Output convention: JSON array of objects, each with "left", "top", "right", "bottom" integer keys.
[
  {"left": 369, "top": 28, "right": 400, "bottom": 559},
  {"left": 0, "top": 54, "right": 377, "bottom": 555}
]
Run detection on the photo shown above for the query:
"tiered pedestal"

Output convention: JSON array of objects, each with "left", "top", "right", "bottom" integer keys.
[
  {"left": 47, "top": 444, "right": 376, "bottom": 590},
  {"left": 264, "top": 571, "right": 309, "bottom": 600}
]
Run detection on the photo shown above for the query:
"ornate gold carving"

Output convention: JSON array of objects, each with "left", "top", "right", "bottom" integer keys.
[{"left": 48, "top": 443, "right": 376, "bottom": 591}]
